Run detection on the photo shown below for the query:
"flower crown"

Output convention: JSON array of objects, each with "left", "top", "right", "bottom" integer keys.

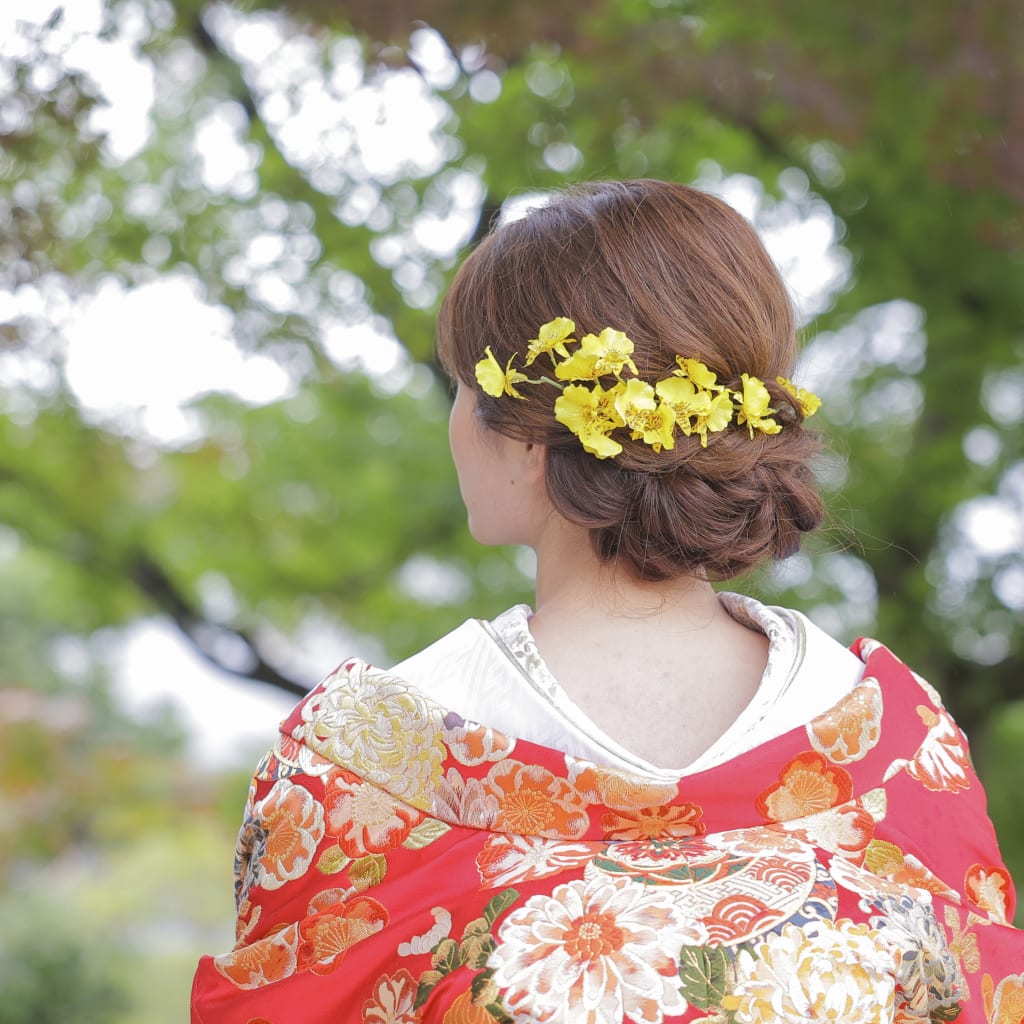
[{"left": 474, "top": 318, "right": 820, "bottom": 460}]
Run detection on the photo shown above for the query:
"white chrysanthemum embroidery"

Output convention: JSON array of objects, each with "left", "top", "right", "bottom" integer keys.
[
  {"left": 729, "top": 919, "right": 897, "bottom": 1024},
  {"left": 489, "top": 874, "right": 702, "bottom": 1024},
  {"left": 476, "top": 833, "right": 593, "bottom": 888},
  {"left": 871, "top": 895, "right": 963, "bottom": 1018},
  {"left": 432, "top": 767, "right": 500, "bottom": 828},
  {"left": 298, "top": 664, "right": 447, "bottom": 810}
]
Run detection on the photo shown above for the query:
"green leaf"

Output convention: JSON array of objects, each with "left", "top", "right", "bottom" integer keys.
[
  {"left": 459, "top": 932, "right": 496, "bottom": 970},
  {"left": 349, "top": 853, "right": 387, "bottom": 890},
  {"left": 402, "top": 817, "right": 452, "bottom": 850},
  {"left": 315, "top": 845, "right": 351, "bottom": 875},
  {"left": 482, "top": 888, "right": 519, "bottom": 927},
  {"left": 430, "top": 936, "right": 461, "bottom": 974},
  {"left": 678, "top": 944, "right": 739, "bottom": 1012},
  {"left": 484, "top": 1002, "right": 515, "bottom": 1024},
  {"left": 470, "top": 967, "right": 498, "bottom": 1004},
  {"left": 414, "top": 970, "right": 444, "bottom": 1009}
]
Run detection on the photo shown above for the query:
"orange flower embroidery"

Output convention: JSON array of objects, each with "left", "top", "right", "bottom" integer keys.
[
  {"left": 251, "top": 778, "right": 326, "bottom": 890},
  {"left": 983, "top": 972, "right": 1024, "bottom": 1024},
  {"left": 363, "top": 968, "right": 421, "bottom": 1023},
  {"left": 297, "top": 893, "right": 389, "bottom": 976},
  {"left": 235, "top": 897, "right": 262, "bottom": 946},
  {"left": 884, "top": 704, "right": 972, "bottom": 794},
  {"left": 476, "top": 833, "right": 593, "bottom": 888},
  {"left": 601, "top": 803, "right": 706, "bottom": 841},
  {"left": 566, "top": 758, "right": 678, "bottom": 811},
  {"left": 489, "top": 875, "right": 695, "bottom": 1023},
  {"left": 323, "top": 769, "right": 424, "bottom": 857},
  {"left": 907, "top": 704, "right": 972, "bottom": 792},
  {"left": 786, "top": 800, "right": 875, "bottom": 859},
  {"left": 214, "top": 924, "right": 299, "bottom": 989},
  {"left": 484, "top": 760, "right": 589, "bottom": 838},
  {"left": 713, "top": 826, "right": 812, "bottom": 856},
  {"left": 445, "top": 721, "right": 516, "bottom": 766},
  {"left": 807, "top": 677, "right": 883, "bottom": 764},
  {"left": 859, "top": 840, "right": 959, "bottom": 901},
  {"left": 966, "top": 864, "right": 1015, "bottom": 925},
  {"left": 442, "top": 990, "right": 494, "bottom": 1024},
  {"left": 755, "top": 751, "right": 854, "bottom": 823}
]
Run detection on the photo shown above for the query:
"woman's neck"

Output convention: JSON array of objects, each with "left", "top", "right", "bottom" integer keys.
[
  {"left": 531, "top": 514, "right": 723, "bottom": 629},
  {"left": 525, "top": 516, "right": 770, "bottom": 767}
]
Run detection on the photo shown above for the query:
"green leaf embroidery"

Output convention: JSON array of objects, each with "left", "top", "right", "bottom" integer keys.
[
  {"left": 314, "top": 845, "right": 351, "bottom": 875},
  {"left": 414, "top": 971, "right": 443, "bottom": 1010},
  {"left": 403, "top": 817, "right": 452, "bottom": 850},
  {"left": 482, "top": 888, "right": 519, "bottom": 927},
  {"left": 460, "top": 932, "right": 496, "bottom": 969},
  {"left": 461, "top": 915, "right": 490, "bottom": 939},
  {"left": 349, "top": 853, "right": 387, "bottom": 890},
  {"left": 678, "top": 944, "right": 739, "bottom": 1013},
  {"left": 483, "top": 1001, "right": 514, "bottom": 1024},
  {"left": 414, "top": 891, "right": 520, "bottom": 1014},
  {"left": 470, "top": 968, "right": 498, "bottom": 1005},
  {"left": 431, "top": 936, "right": 461, "bottom": 973}
]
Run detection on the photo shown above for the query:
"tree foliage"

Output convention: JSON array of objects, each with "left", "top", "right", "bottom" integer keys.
[
  {"left": 2, "top": 9, "right": 1023, "bottom": 1011},
  {"left": 0, "top": 598, "right": 243, "bottom": 1021},
  {"left": 1, "top": 0, "right": 1021, "bottom": 813}
]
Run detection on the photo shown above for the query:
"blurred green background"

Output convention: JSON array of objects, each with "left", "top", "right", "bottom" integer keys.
[{"left": 1, "top": 0, "right": 1022, "bottom": 1019}]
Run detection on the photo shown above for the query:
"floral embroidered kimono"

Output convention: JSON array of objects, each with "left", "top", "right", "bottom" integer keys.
[{"left": 191, "top": 636, "right": 1024, "bottom": 1024}]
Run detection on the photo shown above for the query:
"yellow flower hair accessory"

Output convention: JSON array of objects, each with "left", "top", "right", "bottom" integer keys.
[
  {"left": 735, "top": 373, "right": 782, "bottom": 439},
  {"left": 472, "top": 319, "right": 820, "bottom": 460},
  {"left": 554, "top": 382, "right": 626, "bottom": 459},
  {"left": 475, "top": 345, "right": 529, "bottom": 398},
  {"left": 525, "top": 317, "right": 576, "bottom": 366},
  {"left": 777, "top": 375, "right": 822, "bottom": 417}
]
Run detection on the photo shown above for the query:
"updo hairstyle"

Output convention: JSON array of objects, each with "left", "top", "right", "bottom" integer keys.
[{"left": 436, "top": 179, "right": 824, "bottom": 581}]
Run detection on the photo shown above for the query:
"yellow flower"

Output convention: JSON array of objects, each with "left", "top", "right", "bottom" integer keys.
[
  {"left": 655, "top": 376, "right": 733, "bottom": 448},
  {"left": 554, "top": 382, "right": 625, "bottom": 459},
  {"left": 735, "top": 373, "right": 781, "bottom": 438},
  {"left": 674, "top": 356, "right": 721, "bottom": 392},
  {"left": 475, "top": 346, "right": 528, "bottom": 399},
  {"left": 614, "top": 378, "right": 676, "bottom": 452},
  {"left": 777, "top": 375, "right": 822, "bottom": 417},
  {"left": 698, "top": 390, "right": 736, "bottom": 445},
  {"left": 656, "top": 375, "right": 711, "bottom": 422},
  {"left": 525, "top": 317, "right": 576, "bottom": 366},
  {"left": 554, "top": 328, "right": 639, "bottom": 381}
]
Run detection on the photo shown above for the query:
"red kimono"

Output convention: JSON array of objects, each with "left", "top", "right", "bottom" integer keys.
[{"left": 191, "top": 637, "right": 1024, "bottom": 1023}]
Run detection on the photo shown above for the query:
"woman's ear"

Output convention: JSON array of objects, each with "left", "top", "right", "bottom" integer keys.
[{"left": 520, "top": 441, "right": 547, "bottom": 485}]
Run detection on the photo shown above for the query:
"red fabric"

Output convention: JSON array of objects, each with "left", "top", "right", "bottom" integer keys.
[{"left": 192, "top": 638, "right": 1024, "bottom": 1023}]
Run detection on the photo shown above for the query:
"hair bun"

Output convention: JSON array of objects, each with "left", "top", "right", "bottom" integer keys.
[
  {"left": 545, "top": 424, "right": 823, "bottom": 581},
  {"left": 437, "top": 179, "right": 826, "bottom": 580}
]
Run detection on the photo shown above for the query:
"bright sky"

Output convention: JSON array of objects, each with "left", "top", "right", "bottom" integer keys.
[
  {"left": 63, "top": 275, "right": 292, "bottom": 442},
  {"left": 110, "top": 620, "right": 299, "bottom": 766},
  {"left": 2, "top": 1, "right": 1020, "bottom": 764}
]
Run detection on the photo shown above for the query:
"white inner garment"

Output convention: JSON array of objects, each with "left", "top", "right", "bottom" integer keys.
[{"left": 390, "top": 592, "right": 864, "bottom": 777}]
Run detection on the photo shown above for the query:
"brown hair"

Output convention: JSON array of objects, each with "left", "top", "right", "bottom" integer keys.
[{"left": 437, "top": 179, "right": 824, "bottom": 581}]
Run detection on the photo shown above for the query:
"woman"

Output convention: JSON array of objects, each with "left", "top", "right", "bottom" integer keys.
[{"left": 192, "top": 181, "right": 1023, "bottom": 1024}]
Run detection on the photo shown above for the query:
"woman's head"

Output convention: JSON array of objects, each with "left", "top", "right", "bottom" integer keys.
[{"left": 437, "top": 179, "right": 824, "bottom": 581}]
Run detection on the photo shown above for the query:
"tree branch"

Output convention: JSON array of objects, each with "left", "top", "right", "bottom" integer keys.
[{"left": 130, "top": 552, "right": 310, "bottom": 697}]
